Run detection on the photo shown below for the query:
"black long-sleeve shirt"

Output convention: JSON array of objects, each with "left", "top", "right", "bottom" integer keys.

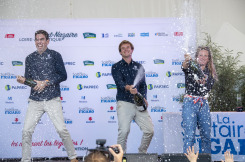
[
  {"left": 182, "top": 63, "right": 215, "bottom": 97},
  {"left": 24, "top": 48, "right": 67, "bottom": 101},
  {"left": 111, "top": 59, "right": 147, "bottom": 104}
]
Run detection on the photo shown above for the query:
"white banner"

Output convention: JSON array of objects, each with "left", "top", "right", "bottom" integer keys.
[
  {"left": 0, "top": 18, "right": 196, "bottom": 158},
  {"left": 162, "top": 112, "right": 245, "bottom": 161}
]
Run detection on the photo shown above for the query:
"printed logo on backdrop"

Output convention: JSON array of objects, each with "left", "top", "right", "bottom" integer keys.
[
  {"left": 60, "top": 97, "right": 66, "bottom": 103},
  {"left": 154, "top": 59, "right": 164, "bottom": 64},
  {"left": 64, "top": 118, "right": 73, "bottom": 124},
  {"left": 166, "top": 71, "right": 184, "bottom": 77},
  {"left": 19, "top": 37, "right": 33, "bottom": 42},
  {"left": 140, "top": 33, "right": 149, "bottom": 37},
  {"left": 0, "top": 61, "right": 4, "bottom": 65},
  {"left": 147, "top": 84, "right": 169, "bottom": 90},
  {"left": 151, "top": 106, "right": 166, "bottom": 112},
  {"left": 5, "top": 85, "right": 27, "bottom": 91},
  {"left": 77, "top": 84, "right": 99, "bottom": 90},
  {"left": 180, "top": 114, "right": 245, "bottom": 155},
  {"left": 155, "top": 32, "right": 168, "bottom": 36},
  {"left": 177, "top": 83, "right": 185, "bottom": 88},
  {"left": 172, "top": 95, "right": 182, "bottom": 102},
  {"left": 86, "top": 117, "right": 95, "bottom": 123},
  {"left": 174, "top": 32, "right": 183, "bottom": 36},
  {"left": 96, "top": 72, "right": 112, "bottom": 78},
  {"left": 12, "top": 118, "right": 21, "bottom": 124},
  {"left": 60, "top": 85, "right": 69, "bottom": 91},
  {"left": 83, "top": 60, "right": 94, "bottom": 66},
  {"left": 172, "top": 59, "right": 184, "bottom": 65},
  {"left": 128, "top": 33, "right": 135, "bottom": 37},
  {"left": 62, "top": 106, "right": 65, "bottom": 114},
  {"left": 5, "top": 34, "right": 15, "bottom": 38},
  {"left": 79, "top": 107, "right": 94, "bottom": 113},
  {"left": 49, "top": 31, "right": 78, "bottom": 42},
  {"left": 108, "top": 116, "right": 117, "bottom": 123},
  {"left": 135, "top": 61, "right": 146, "bottom": 64},
  {"left": 151, "top": 95, "right": 159, "bottom": 102},
  {"left": 210, "top": 114, "right": 245, "bottom": 155},
  {"left": 73, "top": 72, "right": 88, "bottom": 79},
  {"left": 158, "top": 116, "right": 163, "bottom": 122},
  {"left": 5, "top": 108, "right": 21, "bottom": 114},
  {"left": 102, "top": 60, "right": 115, "bottom": 67},
  {"left": 5, "top": 96, "right": 14, "bottom": 104},
  {"left": 107, "top": 84, "right": 117, "bottom": 89},
  {"left": 1, "top": 73, "right": 16, "bottom": 79},
  {"left": 101, "top": 96, "right": 116, "bottom": 103},
  {"left": 102, "top": 33, "right": 109, "bottom": 38},
  {"left": 114, "top": 33, "right": 123, "bottom": 37},
  {"left": 96, "top": 72, "right": 101, "bottom": 78},
  {"left": 79, "top": 96, "right": 88, "bottom": 103},
  {"left": 63, "top": 139, "right": 88, "bottom": 152},
  {"left": 146, "top": 72, "right": 158, "bottom": 77},
  {"left": 83, "top": 32, "right": 96, "bottom": 39},
  {"left": 12, "top": 61, "right": 23, "bottom": 66},
  {"left": 108, "top": 106, "right": 116, "bottom": 113},
  {"left": 64, "top": 62, "right": 76, "bottom": 66}
]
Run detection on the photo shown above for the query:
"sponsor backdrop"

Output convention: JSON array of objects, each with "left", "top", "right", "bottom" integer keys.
[
  {"left": 163, "top": 112, "right": 245, "bottom": 161},
  {"left": 0, "top": 18, "right": 194, "bottom": 158}
]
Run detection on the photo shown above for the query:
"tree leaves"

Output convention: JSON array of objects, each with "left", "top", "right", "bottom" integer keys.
[{"left": 203, "top": 33, "right": 245, "bottom": 111}]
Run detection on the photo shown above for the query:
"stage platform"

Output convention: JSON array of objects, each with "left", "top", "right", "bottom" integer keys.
[{"left": 0, "top": 153, "right": 213, "bottom": 162}]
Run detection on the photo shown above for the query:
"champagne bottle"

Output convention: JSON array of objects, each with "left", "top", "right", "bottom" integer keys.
[
  {"left": 134, "top": 92, "right": 147, "bottom": 111},
  {"left": 24, "top": 78, "right": 37, "bottom": 88},
  {"left": 189, "top": 60, "right": 205, "bottom": 79}
]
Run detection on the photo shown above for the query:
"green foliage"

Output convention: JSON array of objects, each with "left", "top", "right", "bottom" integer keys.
[{"left": 204, "top": 33, "right": 245, "bottom": 111}]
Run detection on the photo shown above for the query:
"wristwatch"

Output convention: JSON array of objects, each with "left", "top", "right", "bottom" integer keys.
[{"left": 45, "top": 80, "right": 50, "bottom": 86}]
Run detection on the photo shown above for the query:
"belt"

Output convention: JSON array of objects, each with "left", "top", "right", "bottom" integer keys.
[{"left": 184, "top": 94, "right": 207, "bottom": 106}]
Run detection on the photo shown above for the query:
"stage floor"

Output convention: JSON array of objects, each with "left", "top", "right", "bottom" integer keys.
[{"left": 0, "top": 157, "right": 85, "bottom": 162}]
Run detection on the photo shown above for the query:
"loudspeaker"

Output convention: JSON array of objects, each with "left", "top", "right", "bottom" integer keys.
[
  {"left": 123, "top": 153, "right": 159, "bottom": 162},
  {"left": 160, "top": 153, "right": 211, "bottom": 162}
]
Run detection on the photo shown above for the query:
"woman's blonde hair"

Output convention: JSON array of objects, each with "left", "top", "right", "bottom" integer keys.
[{"left": 195, "top": 46, "right": 218, "bottom": 80}]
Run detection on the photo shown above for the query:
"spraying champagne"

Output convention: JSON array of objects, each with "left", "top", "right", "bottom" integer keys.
[{"left": 189, "top": 59, "right": 205, "bottom": 79}]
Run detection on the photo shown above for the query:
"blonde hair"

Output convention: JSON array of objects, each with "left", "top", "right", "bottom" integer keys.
[
  {"left": 84, "top": 151, "right": 109, "bottom": 162},
  {"left": 118, "top": 40, "right": 134, "bottom": 52},
  {"left": 195, "top": 46, "right": 218, "bottom": 80}
]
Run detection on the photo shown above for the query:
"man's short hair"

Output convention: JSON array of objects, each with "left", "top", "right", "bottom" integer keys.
[
  {"left": 118, "top": 40, "right": 134, "bottom": 52},
  {"left": 84, "top": 151, "right": 109, "bottom": 162},
  {"left": 35, "top": 30, "right": 49, "bottom": 40}
]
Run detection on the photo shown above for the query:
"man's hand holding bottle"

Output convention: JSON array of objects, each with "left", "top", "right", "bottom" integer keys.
[{"left": 17, "top": 76, "right": 48, "bottom": 92}]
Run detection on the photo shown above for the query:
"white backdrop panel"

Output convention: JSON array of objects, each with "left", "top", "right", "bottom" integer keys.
[{"left": 0, "top": 18, "right": 195, "bottom": 158}]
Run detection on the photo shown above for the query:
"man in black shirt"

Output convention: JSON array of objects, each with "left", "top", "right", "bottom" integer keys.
[
  {"left": 17, "top": 30, "right": 77, "bottom": 162},
  {"left": 111, "top": 40, "right": 154, "bottom": 153}
]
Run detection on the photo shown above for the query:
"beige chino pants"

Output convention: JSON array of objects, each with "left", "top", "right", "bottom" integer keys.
[
  {"left": 21, "top": 97, "right": 77, "bottom": 162},
  {"left": 116, "top": 101, "right": 154, "bottom": 153}
]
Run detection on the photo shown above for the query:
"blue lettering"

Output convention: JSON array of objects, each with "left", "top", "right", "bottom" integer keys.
[
  {"left": 238, "top": 125, "right": 243, "bottom": 137},
  {"left": 219, "top": 125, "right": 231, "bottom": 137},
  {"left": 223, "top": 117, "right": 230, "bottom": 124},
  {"left": 238, "top": 139, "right": 245, "bottom": 155},
  {"left": 211, "top": 138, "right": 221, "bottom": 154},
  {"left": 212, "top": 122, "right": 218, "bottom": 137},
  {"left": 222, "top": 139, "right": 237, "bottom": 155},
  {"left": 217, "top": 114, "right": 222, "bottom": 124}
]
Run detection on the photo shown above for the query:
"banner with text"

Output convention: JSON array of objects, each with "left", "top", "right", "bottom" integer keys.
[{"left": 0, "top": 18, "right": 195, "bottom": 158}]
